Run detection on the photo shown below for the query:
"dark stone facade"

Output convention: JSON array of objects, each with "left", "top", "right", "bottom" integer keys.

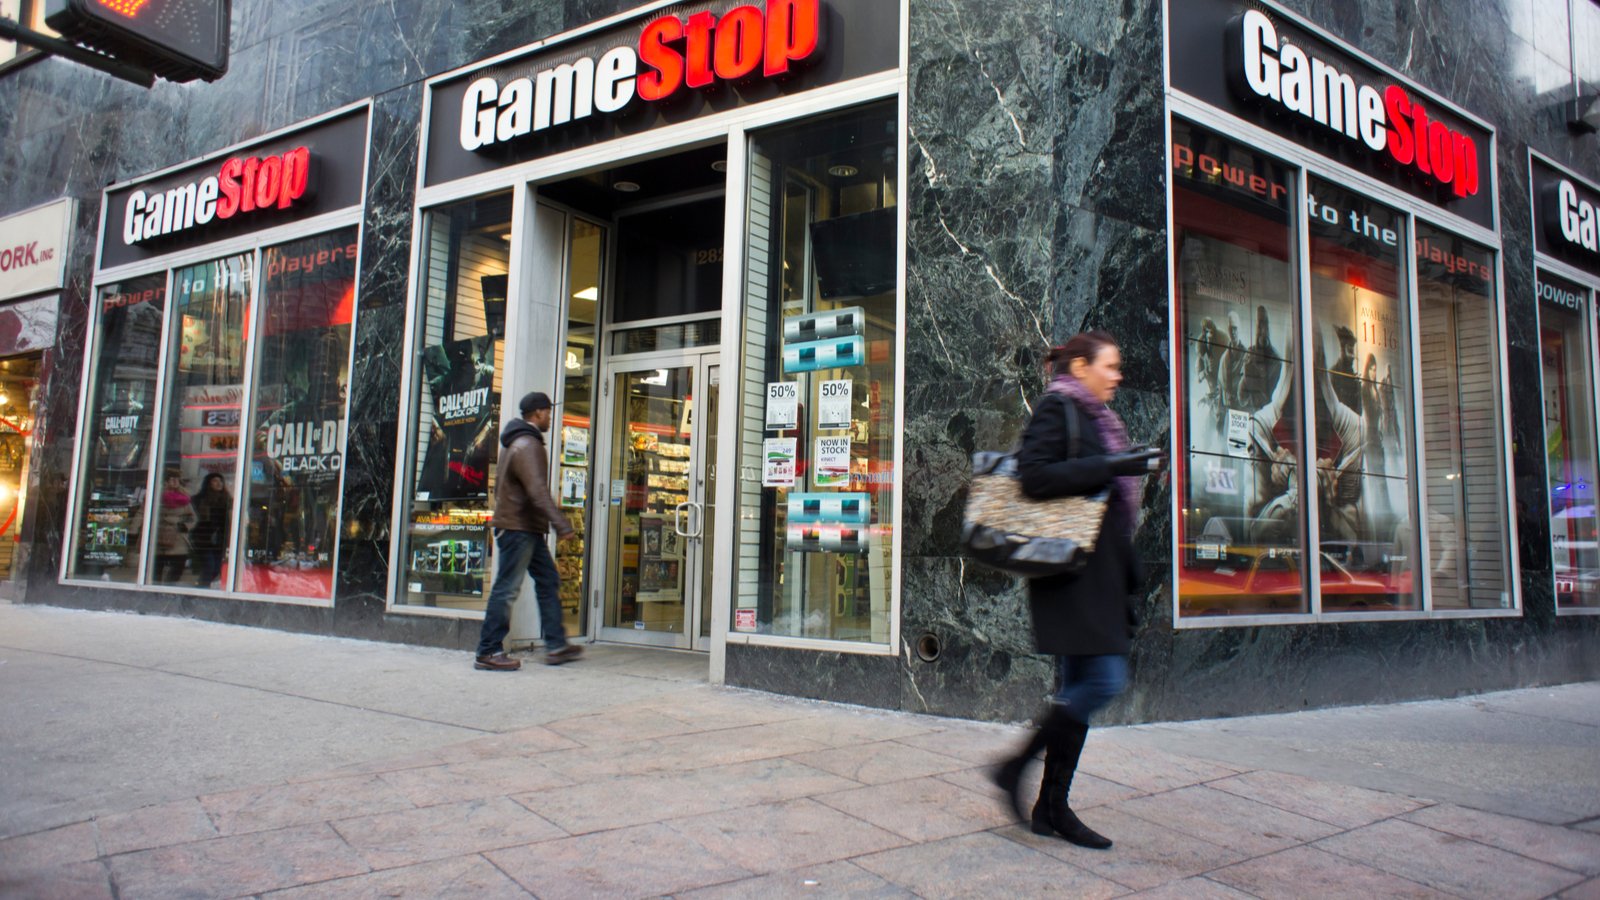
[{"left": 1, "top": 0, "right": 1596, "bottom": 724}]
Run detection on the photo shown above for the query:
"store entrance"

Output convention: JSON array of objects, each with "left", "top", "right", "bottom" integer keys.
[
  {"left": 535, "top": 141, "right": 729, "bottom": 652},
  {"left": 593, "top": 352, "right": 719, "bottom": 649}
]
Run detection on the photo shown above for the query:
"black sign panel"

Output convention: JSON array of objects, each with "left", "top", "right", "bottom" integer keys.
[
  {"left": 1532, "top": 156, "right": 1600, "bottom": 279},
  {"left": 101, "top": 108, "right": 369, "bottom": 270},
  {"left": 1168, "top": 0, "right": 1495, "bottom": 230},
  {"left": 423, "top": 0, "right": 898, "bottom": 188}
]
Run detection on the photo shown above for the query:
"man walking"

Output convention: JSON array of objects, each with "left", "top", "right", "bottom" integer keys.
[{"left": 475, "top": 391, "right": 583, "bottom": 671}]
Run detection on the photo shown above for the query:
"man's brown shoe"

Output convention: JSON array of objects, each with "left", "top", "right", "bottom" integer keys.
[
  {"left": 474, "top": 653, "right": 521, "bottom": 671},
  {"left": 543, "top": 644, "right": 583, "bottom": 666}
]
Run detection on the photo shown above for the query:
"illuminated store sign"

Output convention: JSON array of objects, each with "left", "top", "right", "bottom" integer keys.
[
  {"left": 122, "top": 147, "right": 313, "bottom": 245},
  {"left": 1168, "top": 0, "right": 1496, "bottom": 229},
  {"left": 1532, "top": 155, "right": 1600, "bottom": 278},
  {"left": 99, "top": 108, "right": 368, "bottom": 270},
  {"left": 459, "top": 0, "right": 822, "bottom": 152},
  {"left": 1231, "top": 9, "right": 1478, "bottom": 198},
  {"left": 424, "top": 0, "right": 899, "bottom": 187}
]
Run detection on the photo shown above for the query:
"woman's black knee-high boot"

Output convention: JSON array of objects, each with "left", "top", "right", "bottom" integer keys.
[
  {"left": 992, "top": 706, "right": 1074, "bottom": 824},
  {"left": 1043, "top": 716, "right": 1113, "bottom": 849}
]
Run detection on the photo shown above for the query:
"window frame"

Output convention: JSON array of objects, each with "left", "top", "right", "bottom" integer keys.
[
  {"left": 1529, "top": 152, "right": 1600, "bottom": 618},
  {"left": 1165, "top": 99, "right": 1520, "bottom": 629}
]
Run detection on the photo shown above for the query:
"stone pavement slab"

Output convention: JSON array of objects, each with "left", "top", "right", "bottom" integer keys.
[
  {"left": 262, "top": 854, "right": 530, "bottom": 899},
  {"left": 1206, "top": 845, "right": 1454, "bottom": 899},
  {"left": 2, "top": 604, "right": 1598, "bottom": 899},
  {"left": 1313, "top": 818, "right": 1588, "bottom": 900},
  {"left": 852, "top": 831, "right": 1125, "bottom": 899},
  {"left": 485, "top": 822, "right": 751, "bottom": 899}
]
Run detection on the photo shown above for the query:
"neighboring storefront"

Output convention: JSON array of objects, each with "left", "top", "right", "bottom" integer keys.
[
  {"left": 0, "top": 199, "right": 69, "bottom": 596},
  {"left": 61, "top": 105, "right": 370, "bottom": 603},
  {"left": 1531, "top": 154, "right": 1600, "bottom": 615},
  {"left": 396, "top": 0, "right": 904, "bottom": 681}
]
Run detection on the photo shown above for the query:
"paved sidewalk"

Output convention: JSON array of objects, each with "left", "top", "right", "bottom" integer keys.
[{"left": 0, "top": 604, "right": 1596, "bottom": 899}]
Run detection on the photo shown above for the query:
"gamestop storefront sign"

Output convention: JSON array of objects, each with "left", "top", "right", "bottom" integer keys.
[
  {"left": 1168, "top": 0, "right": 1496, "bottom": 230},
  {"left": 424, "top": 0, "right": 899, "bottom": 188},
  {"left": 100, "top": 108, "right": 369, "bottom": 270},
  {"left": 1532, "top": 155, "right": 1600, "bottom": 279}
]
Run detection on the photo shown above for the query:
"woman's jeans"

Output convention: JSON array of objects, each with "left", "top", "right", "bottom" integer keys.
[{"left": 1051, "top": 654, "right": 1128, "bottom": 724}]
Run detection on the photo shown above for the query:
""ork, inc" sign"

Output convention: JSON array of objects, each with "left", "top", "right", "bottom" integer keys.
[{"left": 422, "top": 0, "right": 898, "bottom": 188}]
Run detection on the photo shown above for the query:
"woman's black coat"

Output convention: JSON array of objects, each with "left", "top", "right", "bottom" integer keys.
[{"left": 1016, "top": 392, "right": 1140, "bottom": 656}]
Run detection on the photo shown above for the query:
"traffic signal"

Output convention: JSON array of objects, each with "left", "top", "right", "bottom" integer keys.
[{"left": 45, "top": 0, "right": 229, "bottom": 83}]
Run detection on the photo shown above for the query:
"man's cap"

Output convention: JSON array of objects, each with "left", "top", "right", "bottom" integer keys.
[{"left": 519, "top": 391, "right": 555, "bottom": 414}]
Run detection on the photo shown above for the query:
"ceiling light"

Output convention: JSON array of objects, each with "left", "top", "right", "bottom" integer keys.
[
  {"left": 574, "top": 286, "right": 598, "bottom": 301},
  {"left": 711, "top": 160, "right": 728, "bottom": 172},
  {"left": 613, "top": 180, "right": 642, "bottom": 192},
  {"left": 828, "top": 164, "right": 859, "bottom": 177}
]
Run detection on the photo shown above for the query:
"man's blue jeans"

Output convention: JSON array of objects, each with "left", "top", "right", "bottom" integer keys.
[
  {"left": 476, "top": 529, "right": 567, "bottom": 657},
  {"left": 1051, "top": 654, "right": 1128, "bottom": 724}
]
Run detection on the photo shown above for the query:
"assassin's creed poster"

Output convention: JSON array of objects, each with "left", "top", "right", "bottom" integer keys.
[{"left": 417, "top": 335, "right": 498, "bottom": 501}]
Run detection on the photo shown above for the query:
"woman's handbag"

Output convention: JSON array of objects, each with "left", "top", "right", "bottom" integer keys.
[{"left": 960, "top": 396, "right": 1108, "bottom": 578}]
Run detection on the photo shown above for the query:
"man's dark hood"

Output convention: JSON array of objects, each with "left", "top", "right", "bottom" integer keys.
[{"left": 500, "top": 418, "right": 544, "bottom": 448}]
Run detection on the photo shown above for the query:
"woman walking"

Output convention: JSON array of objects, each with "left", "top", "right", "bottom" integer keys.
[
  {"left": 190, "top": 473, "right": 232, "bottom": 588},
  {"left": 991, "top": 330, "right": 1162, "bottom": 850}
]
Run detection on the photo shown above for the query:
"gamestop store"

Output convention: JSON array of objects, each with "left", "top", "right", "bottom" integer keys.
[
  {"left": 6, "top": 0, "right": 1597, "bottom": 722},
  {"left": 394, "top": 0, "right": 904, "bottom": 683},
  {"left": 63, "top": 106, "right": 370, "bottom": 603}
]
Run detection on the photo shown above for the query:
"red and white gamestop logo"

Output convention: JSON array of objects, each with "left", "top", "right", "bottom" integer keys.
[
  {"left": 1231, "top": 9, "right": 1480, "bottom": 198},
  {"left": 123, "top": 147, "right": 313, "bottom": 246},
  {"left": 459, "top": 0, "right": 823, "bottom": 152}
]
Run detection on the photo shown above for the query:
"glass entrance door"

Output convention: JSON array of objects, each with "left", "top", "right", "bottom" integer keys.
[{"left": 595, "top": 351, "right": 718, "bottom": 649}]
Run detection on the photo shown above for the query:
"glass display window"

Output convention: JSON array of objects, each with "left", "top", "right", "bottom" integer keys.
[
  {"left": 396, "top": 192, "right": 510, "bottom": 611},
  {"left": 1537, "top": 269, "right": 1600, "bottom": 612},
  {"left": 1172, "top": 118, "right": 1307, "bottom": 617},
  {"left": 69, "top": 273, "right": 169, "bottom": 582},
  {"left": 237, "top": 228, "right": 358, "bottom": 598},
  {"left": 146, "top": 253, "right": 252, "bottom": 589},
  {"left": 734, "top": 100, "right": 899, "bottom": 644},
  {"left": 0, "top": 355, "right": 41, "bottom": 582},
  {"left": 1170, "top": 114, "right": 1514, "bottom": 621},
  {"left": 557, "top": 215, "right": 603, "bottom": 635},
  {"left": 1414, "top": 224, "right": 1510, "bottom": 610},
  {"left": 1307, "top": 177, "right": 1419, "bottom": 612}
]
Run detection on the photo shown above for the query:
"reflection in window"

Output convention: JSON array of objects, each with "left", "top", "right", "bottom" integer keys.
[
  {"left": 1171, "top": 118, "right": 1306, "bottom": 617},
  {"left": 70, "top": 273, "right": 168, "bottom": 583},
  {"left": 1538, "top": 270, "right": 1600, "bottom": 610},
  {"left": 147, "top": 254, "right": 251, "bottom": 588},
  {"left": 735, "top": 101, "right": 898, "bottom": 642},
  {"left": 1415, "top": 223, "right": 1509, "bottom": 609},
  {"left": 1308, "top": 177, "right": 1418, "bottom": 612},
  {"left": 398, "top": 193, "right": 509, "bottom": 610},
  {"left": 238, "top": 229, "right": 357, "bottom": 598}
]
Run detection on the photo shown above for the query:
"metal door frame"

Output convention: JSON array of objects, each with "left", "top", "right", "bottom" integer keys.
[{"left": 588, "top": 346, "right": 720, "bottom": 649}]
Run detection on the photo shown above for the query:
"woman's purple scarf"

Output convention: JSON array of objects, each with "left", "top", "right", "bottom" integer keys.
[{"left": 1048, "top": 373, "right": 1140, "bottom": 529}]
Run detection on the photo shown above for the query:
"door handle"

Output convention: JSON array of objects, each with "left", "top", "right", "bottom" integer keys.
[
  {"left": 674, "top": 501, "right": 692, "bottom": 537},
  {"left": 686, "top": 501, "right": 705, "bottom": 539}
]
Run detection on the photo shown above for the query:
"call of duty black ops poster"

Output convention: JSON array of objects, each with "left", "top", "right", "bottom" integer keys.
[{"left": 416, "top": 335, "right": 498, "bottom": 501}]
